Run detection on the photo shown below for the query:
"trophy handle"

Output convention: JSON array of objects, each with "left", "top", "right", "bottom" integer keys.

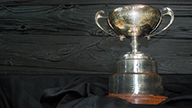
[
  {"left": 95, "top": 10, "right": 115, "bottom": 36},
  {"left": 145, "top": 7, "right": 174, "bottom": 39}
]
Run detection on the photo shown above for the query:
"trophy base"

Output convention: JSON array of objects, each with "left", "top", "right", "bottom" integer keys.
[{"left": 107, "top": 93, "right": 168, "bottom": 105}]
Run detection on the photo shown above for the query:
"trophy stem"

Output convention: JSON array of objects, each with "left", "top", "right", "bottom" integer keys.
[
  {"left": 96, "top": 4, "right": 173, "bottom": 105},
  {"left": 131, "top": 36, "right": 140, "bottom": 53}
]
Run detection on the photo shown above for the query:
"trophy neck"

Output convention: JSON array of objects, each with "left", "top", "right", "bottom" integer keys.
[{"left": 131, "top": 36, "right": 140, "bottom": 53}]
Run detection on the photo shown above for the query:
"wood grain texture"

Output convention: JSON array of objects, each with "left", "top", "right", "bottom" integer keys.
[
  {"left": 0, "top": 36, "right": 191, "bottom": 74},
  {"left": 0, "top": 0, "right": 192, "bottom": 5},
  {"left": 0, "top": 5, "right": 191, "bottom": 37},
  {"left": 0, "top": 3, "right": 191, "bottom": 74}
]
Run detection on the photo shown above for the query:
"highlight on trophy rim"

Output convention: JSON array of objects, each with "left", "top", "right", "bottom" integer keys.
[
  {"left": 95, "top": 4, "right": 174, "bottom": 40},
  {"left": 95, "top": 4, "right": 174, "bottom": 104}
]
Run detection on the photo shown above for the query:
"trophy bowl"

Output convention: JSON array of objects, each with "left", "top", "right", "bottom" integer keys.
[
  {"left": 95, "top": 4, "right": 174, "bottom": 105},
  {"left": 107, "top": 5, "right": 162, "bottom": 37},
  {"left": 95, "top": 4, "right": 174, "bottom": 40}
]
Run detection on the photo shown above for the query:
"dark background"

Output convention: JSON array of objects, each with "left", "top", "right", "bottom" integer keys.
[
  {"left": 0, "top": 0, "right": 191, "bottom": 74},
  {"left": 0, "top": 0, "right": 192, "bottom": 108}
]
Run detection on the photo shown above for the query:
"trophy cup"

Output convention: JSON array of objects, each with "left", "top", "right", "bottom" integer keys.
[{"left": 95, "top": 5, "right": 174, "bottom": 104}]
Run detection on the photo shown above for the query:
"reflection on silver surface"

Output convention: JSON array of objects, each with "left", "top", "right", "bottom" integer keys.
[
  {"left": 115, "top": 52, "right": 157, "bottom": 74},
  {"left": 107, "top": 5, "right": 161, "bottom": 37},
  {"left": 95, "top": 4, "right": 174, "bottom": 40},
  {"left": 109, "top": 74, "right": 163, "bottom": 95},
  {"left": 95, "top": 4, "right": 174, "bottom": 97}
]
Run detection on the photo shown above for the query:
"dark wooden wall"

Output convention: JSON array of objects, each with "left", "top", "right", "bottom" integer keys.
[{"left": 0, "top": 0, "right": 191, "bottom": 74}]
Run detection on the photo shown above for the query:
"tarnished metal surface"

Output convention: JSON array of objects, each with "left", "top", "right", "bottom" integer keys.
[
  {"left": 95, "top": 4, "right": 174, "bottom": 40},
  {"left": 96, "top": 4, "right": 174, "bottom": 96},
  {"left": 109, "top": 74, "right": 163, "bottom": 95},
  {"left": 107, "top": 5, "right": 162, "bottom": 37},
  {"left": 115, "top": 51, "right": 157, "bottom": 74}
]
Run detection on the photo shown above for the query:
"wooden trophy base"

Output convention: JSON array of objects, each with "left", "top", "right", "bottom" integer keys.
[{"left": 108, "top": 93, "right": 168, "bottom": 105}]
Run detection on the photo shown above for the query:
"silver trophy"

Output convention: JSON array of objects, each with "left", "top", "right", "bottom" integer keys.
[{"left": 95, "top": 4, "right": 174, "bottom": 104}]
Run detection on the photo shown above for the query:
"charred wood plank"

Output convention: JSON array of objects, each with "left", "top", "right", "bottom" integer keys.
[
  {"left": 0, "top": 36, "right": 191, "bottom": 74},
  {"left": 0, "top": 0, "right": 192, "bottom": 5},
  {"left": 0, "top": 5, "right": 191, "bottom": 39}
]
